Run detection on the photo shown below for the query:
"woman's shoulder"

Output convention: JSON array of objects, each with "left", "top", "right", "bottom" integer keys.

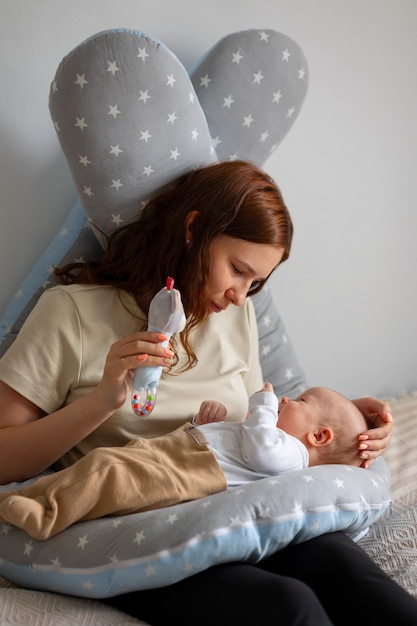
[
  {"left": 40, "top": 284, "right": 130, "bottom": 308},
  {"left": 44, "top": 283, "right": 117, "bottom": 298},
  {"left": 29, "top": 285, "right": 138, "bottom": 328}
]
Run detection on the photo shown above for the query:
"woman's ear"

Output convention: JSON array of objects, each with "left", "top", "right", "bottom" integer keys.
[
  {"left": 184, "top": 210, "right": 200, "bottom": 243},
  {"left": 306, "top": 427, "right": 334, "bottom": 447}
]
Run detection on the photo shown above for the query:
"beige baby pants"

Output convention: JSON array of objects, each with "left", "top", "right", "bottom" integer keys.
[{"left": 0, "top": 423, "right": 227, "bottom": 540}]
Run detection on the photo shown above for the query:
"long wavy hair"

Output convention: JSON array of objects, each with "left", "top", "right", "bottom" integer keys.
[{"left": 55, "top": 160, "right": 293, "bottom": 370}]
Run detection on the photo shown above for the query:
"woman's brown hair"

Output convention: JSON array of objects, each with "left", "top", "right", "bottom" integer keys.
[{"left": 55, "top": 160, "right": 293, "bottom": 369}]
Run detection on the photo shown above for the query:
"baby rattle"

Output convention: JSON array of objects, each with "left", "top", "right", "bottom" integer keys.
[{"left": 131, "top": 277, "right": 186, "bottom": 416}]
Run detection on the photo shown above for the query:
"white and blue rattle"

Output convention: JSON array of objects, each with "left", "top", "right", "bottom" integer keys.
[{"left": 131, "top": 277, "right": 186, "bottom": 417}]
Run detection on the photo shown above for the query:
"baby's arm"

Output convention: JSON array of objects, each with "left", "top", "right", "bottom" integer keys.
[{"left": 194, "top": 401, "right": 228, "bottom": 425}]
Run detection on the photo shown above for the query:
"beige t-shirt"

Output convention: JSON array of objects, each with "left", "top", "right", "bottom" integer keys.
[{"left": 0, "top": 284, "right": 262, "bottom": 468}]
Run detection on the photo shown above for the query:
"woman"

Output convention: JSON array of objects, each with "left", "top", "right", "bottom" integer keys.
[{"left": 0, "top": 161, "right": 414, "bottom": 625}]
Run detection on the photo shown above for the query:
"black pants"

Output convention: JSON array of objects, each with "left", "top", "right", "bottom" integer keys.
[{"left": 105, "top": 532, "right": 417, "bottom": 626}]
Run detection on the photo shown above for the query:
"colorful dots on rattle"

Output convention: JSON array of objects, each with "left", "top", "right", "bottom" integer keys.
[{"left": 132, "top": 390, "right": 156, "bottom": 417}]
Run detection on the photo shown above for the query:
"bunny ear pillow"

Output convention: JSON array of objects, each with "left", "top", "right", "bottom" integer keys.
[{"left": 0, "top": 29, "right": 391, "bottom": 599}]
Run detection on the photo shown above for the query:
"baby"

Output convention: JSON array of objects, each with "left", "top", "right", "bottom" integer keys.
[
  {"left": 194, "top": 382, "right": 367, "bottom": 486},
  {"left": 0, "top": 384, "right": 367, "bottom": 539}
]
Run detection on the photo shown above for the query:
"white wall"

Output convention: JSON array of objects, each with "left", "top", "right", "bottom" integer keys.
[{"left": 1, "top": 0, "right": 416, "bottom": 399}]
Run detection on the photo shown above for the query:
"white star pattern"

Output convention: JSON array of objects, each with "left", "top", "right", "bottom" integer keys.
[
  {"left": 134, "top": 531, "right": 145, "bottom": 545},
  {"left": 75, "top": 117, "right": 88, "bottom": 131},
  {"left": 273, "top": 90, "right": 283, "bottom": 103},
  {"left": 145, "top": 564, "right": 157, "bottom": 577},
  {"left": 82, "top": 580, "right": 94, "bottom": 590},
  {"left": 110, "top": 179, "right": 123, "bottom": 190},
  {"left": 292, "top": 502, "right": 303, "bottom": 514},
  {"left": 111, "top": 214, "right": 123, "bottom": 226},
  {"left": 138, "top": 90, "right": 151, "bottom": 104},
  {"left": 77, "top": 535, "right": 89, "bottom": 549},
  {"left": 253, "top": 71, "right": 264, "bottom": 85},
  {"left": 334, "top": 478, "right": 345, "bottom": 488},
  {"left": 108, "top": 104, "right": 121, "bottom": 119},
  {"left": 23, "top": 541, "right": 34, "bottom": 557},
  {"left": 243, "top": 114, "right": 254, "bottom": 127},
  {"left": 110, "top": 144, "right": 123, "bottom": 156},
  {"left": 285, "top": 368, "right": 294, "bottom": 380},
  {"left": 75, "top": 73, "right": 88, "bottom": 88},
  {"left": 78, "top": 155, "right": 91, "bottom": 167},
  {"left": 107, "top": 61, "right": 120, "bottom": 76},
  {"left": 261, "top": 343, "right": 271, "bottom": 357},
  {"left": 199, "top": 74, "right": 211, "bottom": 88},
  {"left": 140, "top": 130, "right": 152, "bottom": 142},
  {"left": 137, "top": 47, "right": 149, "bottom": 62},
  {"left": 262, "top": 315, "right": 271, "bottom": 328},
  {"left": 142, "top": 165, "right": 154, "bottom": 177},
  {"left": 166, "top": 73, "right": 176, "bottom": 87},
  {"left": 302, "top": 474, "right": 314, "bottom": 482},
  {"left": 223, "top": 95, "right": 234, "bottom": 108},
  {"left": 0, "top": 524, "right": 11, "bottom": 534},
  {"left": 170, "top": 148, "right": 180, "bottom": 160},
  {"left": 167, "top": 112, "right": 178, "bottom": 124},
  {"left": 232, "top": 50, "right": 243, "bottom": 64}
]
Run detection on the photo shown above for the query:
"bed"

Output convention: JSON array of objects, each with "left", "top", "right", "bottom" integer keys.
[{"left": 1, "top": 27, "right": 416, "bottom": 624}]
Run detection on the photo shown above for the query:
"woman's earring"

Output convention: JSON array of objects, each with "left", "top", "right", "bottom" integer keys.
[{"left": 185, "top": 238, "right": 191, "bottom": 245}]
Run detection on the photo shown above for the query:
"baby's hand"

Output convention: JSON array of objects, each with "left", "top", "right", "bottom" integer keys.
[
  {"left": 261, "top": 382, "right": 274, "bottom": 393},
  {"left": 195, "top": 400, "right": 227, "bottom": 425}
]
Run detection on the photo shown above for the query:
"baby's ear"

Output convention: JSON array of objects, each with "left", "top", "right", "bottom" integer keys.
[{"left": 306, "top": 427, "right": 333, "bottom": 447}]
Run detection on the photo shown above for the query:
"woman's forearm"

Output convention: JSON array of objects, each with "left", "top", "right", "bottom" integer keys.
[{"left": 0, "top": 392, "right": 114, "bottom": 485}]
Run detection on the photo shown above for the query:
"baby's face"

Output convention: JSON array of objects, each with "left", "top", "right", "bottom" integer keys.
[{"left": 277, "top": 388, "right": 333, "bottom": 440}]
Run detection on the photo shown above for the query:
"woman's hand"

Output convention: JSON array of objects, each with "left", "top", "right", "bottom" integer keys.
[
  {"left": 92, "top": 331, "right": 175, "bottom": 415},
  {"left": 352, "top": 396, "right": 393, "bottom": 468}
]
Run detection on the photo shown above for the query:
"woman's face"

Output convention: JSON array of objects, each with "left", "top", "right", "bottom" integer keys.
[{"left": 205, "top": 235, "right": 284, "bottom": 314}]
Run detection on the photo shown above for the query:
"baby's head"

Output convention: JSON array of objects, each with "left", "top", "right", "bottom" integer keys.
[{"left": 278, "top": 387, "right": 367, "bottom": 467}]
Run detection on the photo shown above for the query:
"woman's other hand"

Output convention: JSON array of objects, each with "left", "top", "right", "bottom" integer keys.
[{"left": 353, "top": 396, "right": 393, "bottom": 468}]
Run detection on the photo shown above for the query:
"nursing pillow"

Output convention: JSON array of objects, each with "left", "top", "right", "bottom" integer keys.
[{"left": 0, "top": 29, "right": 391, "bottom": 598}]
